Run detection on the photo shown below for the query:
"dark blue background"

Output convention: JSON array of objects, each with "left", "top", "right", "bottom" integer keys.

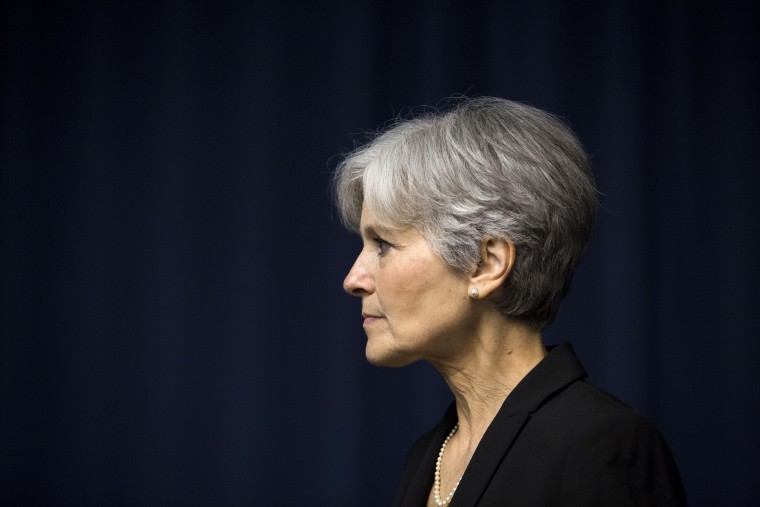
[{"left": 2, "top": 1, "right": 758, "bottom": 505}]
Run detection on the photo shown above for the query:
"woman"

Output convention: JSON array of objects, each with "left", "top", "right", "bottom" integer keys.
[{"left": 335, "top": 98, "right": 685, "bottom": 506}]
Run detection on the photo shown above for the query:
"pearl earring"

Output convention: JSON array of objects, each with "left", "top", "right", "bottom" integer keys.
[{"left": 470, "top": 288, "right": 479, "bottom": 298}]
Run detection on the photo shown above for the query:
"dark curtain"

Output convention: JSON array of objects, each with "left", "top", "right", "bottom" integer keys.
[{"left": 2, "top": 1, "right": 758, "bottom": 505}]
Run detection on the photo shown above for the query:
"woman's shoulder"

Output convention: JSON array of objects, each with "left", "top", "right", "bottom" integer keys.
[
  {"left": 530, "top": 378, "right": 679, "bottom": 471},
  {"left": 541, "top": 378, "right": 658, "bottom": 434},
  {"left": 547, "top": 381, "right": 687, "bottom": 504}
]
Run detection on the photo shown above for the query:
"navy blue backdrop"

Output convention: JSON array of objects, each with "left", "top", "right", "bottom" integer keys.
[{"left": 2, "top": 1, "right": 759, "bottom": 505}]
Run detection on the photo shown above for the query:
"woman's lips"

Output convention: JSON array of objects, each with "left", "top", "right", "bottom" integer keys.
[{"left": 362, "top": 314, "right": 382, "bottom": 326}]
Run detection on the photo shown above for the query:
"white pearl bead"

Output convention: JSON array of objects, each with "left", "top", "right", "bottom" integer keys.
[{"left": 433, "top": 422, "right": 463, "bottom": 506}]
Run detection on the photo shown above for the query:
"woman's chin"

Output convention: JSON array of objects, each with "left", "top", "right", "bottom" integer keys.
[{"left": 365, "top": 342, "right": 414, "bottom": 368}]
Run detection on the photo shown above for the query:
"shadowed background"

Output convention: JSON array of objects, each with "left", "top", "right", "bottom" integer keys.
[{"left": 2, "top": 1, "right": 758, "bottom": 505}]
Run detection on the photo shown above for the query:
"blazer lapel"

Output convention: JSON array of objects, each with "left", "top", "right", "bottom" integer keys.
[{"left": 449, "top": 411, "right": 531, "bottom": 507}]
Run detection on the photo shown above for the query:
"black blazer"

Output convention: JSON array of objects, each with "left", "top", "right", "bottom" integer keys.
[{"left": 391, "top": 343, "right": 686, "bottom": 506}]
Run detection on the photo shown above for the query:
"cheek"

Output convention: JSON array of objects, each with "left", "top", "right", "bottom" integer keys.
[
  {"left": 390, "top": 277, "right": 451, "bottom": 318},
  {"left": 375, "top": 264, "right": 427, "bottom": 309},
  {"left": 376, "top": 273, "right": 413, "bottom": 307}
]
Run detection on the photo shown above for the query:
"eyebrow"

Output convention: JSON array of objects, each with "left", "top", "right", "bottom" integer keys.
[{"left": 360, "top": 222, "right": 396, "bottom": 237}]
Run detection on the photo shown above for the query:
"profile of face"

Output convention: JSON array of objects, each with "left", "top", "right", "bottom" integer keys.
[{"left": 343, "top": 205, "right": 475, "bottom": 367}]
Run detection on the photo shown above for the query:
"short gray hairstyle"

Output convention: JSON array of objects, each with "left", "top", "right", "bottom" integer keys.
[{"left": 333, "top": 97, "right": 597, "bottom": 327}]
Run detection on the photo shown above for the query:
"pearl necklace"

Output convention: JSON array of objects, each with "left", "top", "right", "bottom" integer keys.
[{"left": 434, "top": 423, "right": 462, "bottom": 506}]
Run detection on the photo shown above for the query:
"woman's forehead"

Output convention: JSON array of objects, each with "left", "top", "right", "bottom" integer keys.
[{"left": 359, "top": 204, "right": 404, "bottom": 234}]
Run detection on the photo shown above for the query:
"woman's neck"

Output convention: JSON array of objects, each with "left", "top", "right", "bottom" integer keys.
[
  {"left": 432, "top": 315, "right": 546, "bottom": 450},
  {"left": 425, "top": 314, "right": 546, "bottom": 507}
]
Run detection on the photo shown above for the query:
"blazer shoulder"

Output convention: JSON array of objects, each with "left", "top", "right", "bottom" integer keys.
[
  {"left": 551, "top": 381, "right": 687, "bottom": 506},
  {"left": 549, "top": 379, "right": 648, "bottom": 426}
]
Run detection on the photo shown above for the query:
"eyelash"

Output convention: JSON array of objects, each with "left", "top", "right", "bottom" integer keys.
[{"left": 373, "top": 237, "right": 392, "bottom": 255}]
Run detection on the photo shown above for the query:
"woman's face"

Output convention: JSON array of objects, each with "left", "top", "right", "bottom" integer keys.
[{"left": 343, "top": 205, "right": 473, "bottom": 367}]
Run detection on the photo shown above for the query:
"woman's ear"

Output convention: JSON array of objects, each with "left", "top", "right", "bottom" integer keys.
[{"left": 469, "top": 235, "right": 515, "bottom": 299}]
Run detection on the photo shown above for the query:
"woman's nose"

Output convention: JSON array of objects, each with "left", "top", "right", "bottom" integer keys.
[{"left": 343, "top": 254, "right": 374, "bottom": 297}]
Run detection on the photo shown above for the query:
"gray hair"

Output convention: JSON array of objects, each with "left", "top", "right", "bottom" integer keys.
[{"left": 333, "top": 97, "right": 597, "bottom": 327}]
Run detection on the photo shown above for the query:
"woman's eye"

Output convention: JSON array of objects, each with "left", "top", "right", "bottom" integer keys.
[{"left": 374, "top": 238, "right": 391, "bottom": 255}]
